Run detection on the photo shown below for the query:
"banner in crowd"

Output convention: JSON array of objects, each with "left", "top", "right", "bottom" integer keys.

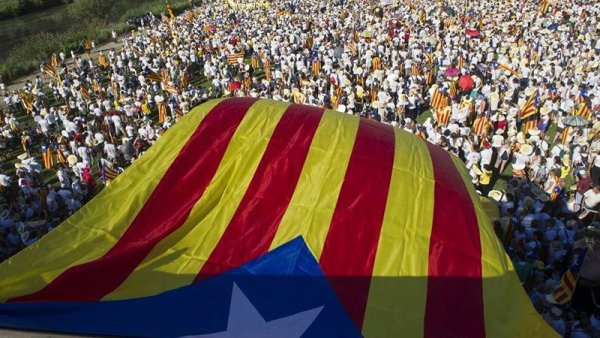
[
  {"left": 0, "top": 99, "right": 557, "bottom": 337},
  {"left": 227, "top": 0, "right": 270, "bottom": 10}
]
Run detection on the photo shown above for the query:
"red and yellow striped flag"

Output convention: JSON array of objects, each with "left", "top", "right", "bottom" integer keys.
[
  {"left": 80, "top": 84, "right": 90, "bottom": 100},
  {"left": 435, "top": 106, "right": 451, "bottom": 126},
  {"left": 498, "top": 64, "right": 521, "bottom": 78},
  {"left": 227, "top": 52, "right": 244, "bottom": 65},
  {"left": 41, "top": 145, "right": 54, "bottom": 169},
  {"left": 411, "top": 64, "right": 420, "bottom": 76},
  {"left": 430, "top": 89, "right": 448, "bottom": 110},
  {"left": 519, "top": 91, "right": 538, "bottom": 118},
  {"left": 0, "top": 99, "right": 557, "bottom": 338},
  {"left": 146, "top": 70, "right": 163, "bottom": 83},
  {"left": 457, "top": 55, "right": 464, "bottom": 69},
  {"left": 575, "top": 102, "right": 591, "bottom": 120},
  {"left": 372, "top": 57, "right": 381, "bottom": 70},
  {"left": 41, "top": 63, "right": 56, "bottom": 78},
  {"left": 539, "top": 0, "right": 549, "bottom": 14}
]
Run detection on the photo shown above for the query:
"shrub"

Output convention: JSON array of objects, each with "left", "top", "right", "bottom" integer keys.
[{"left": 68, "top": 0, "right": 117, "bottom": 23}]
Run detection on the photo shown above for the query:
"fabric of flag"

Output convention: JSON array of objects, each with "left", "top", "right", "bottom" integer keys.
[
  {"left": 166, "top": 1, "right": 175, "bottom": 20},
  {"left": 561, "top": 127, "right": 572, "bottom": 145},
  {"left": 519, "top": 91, "right": 538, "bottom": 118},
  {"left": 97, "top": 55, "right": 109, "bottom": 68},
  {"left": 163, "top": 82, "right": 179, "bottom": 95},
  {"left": 449, "top": 81, "right": 457, "bottom": 97},
  {"left": 522, "top": 115, "right": 538, "bottom": 134},
  {"left": 312, "top": 60, "right": 321, "bottom": 76},
  {"left": 251, "top": 55, "right": 259, "bottom": 69},
  {"left": 550, "top": 248, "right": 587, "bottom": 304},
  {"left": 227, "top": 52, "right": 245, "bottom": 65},
  {"left": 372, "top": 57, "right": 381, "bottom": 70},
  {"left": 347, "top": 42, "right": 357, "bottom": 56},
  {"left": 423, "top": 53, "right": 433, "bottom": 66},
  {"left": 41, "top": 145, "right": 53, "bottom": 169},
  {"left": 0, "top": 238, "right": 360, "bottom": 337},
  {"left": 411, "top": 64, "right": 420, "bottom": 76},
  {"left": 180, "top": 71, "right": 190, "bottom": 89},
  {"left": 498, "top": 64, "right": 521, "bottom": 78},
  {"left": 472, "top": 115, "right": 490, "bottom": 136},
  {"left": 145, "top": 70, "right": 163, "bottom": 83},
  {"left": 264, "top": 60, "right": 271, "bottom": 80},
  {"left": 18, "top": 90, "right": 35, "bottom": 113},
  {"left": 539, "top": 0, "right": 549, "bottom": 14},
  {"left": 157, "top": 102, "right": 168, "bottom": 123},
  {"left": 50, "top": 54, "right": 58, "bottom": 68},
  {"left": 80, "top": 84, "right": 90, "bottom": 100},
  {"left": 430, "top": 89, "right": 448, "bottom": 110},
  {"left": 41, "top": 63, "right": 55, "bottom": 78},
  {"left": 56, "top": 148, "right": 67, "bottom": 164},
  {"left": 105, "top": 165, "right": 120, "bottom": 181},
  {"left": 457, "top": 55, "right": 464, "bottom": 69},
  {"left": 575, "top": 102, "right": 591, "bottom": 120},
  {"left": 435, "top": 107, "right": 451, "bottom": 126},
  {"left": 0, "top": 99, "right": 557, "bottom": 338}
]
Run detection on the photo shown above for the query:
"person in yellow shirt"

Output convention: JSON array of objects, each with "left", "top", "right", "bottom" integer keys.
[{"left": 479, "top": 164, "right": 493, "bottom": 195}]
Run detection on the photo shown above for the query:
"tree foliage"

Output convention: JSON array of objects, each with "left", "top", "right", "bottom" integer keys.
[{"left": 68, "top": 0, "right": 117, "bottom": 22}]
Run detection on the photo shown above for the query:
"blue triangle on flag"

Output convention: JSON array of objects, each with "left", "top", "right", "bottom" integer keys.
[{"left": 0, "top": 237, "right": 361, "bottom": 338}]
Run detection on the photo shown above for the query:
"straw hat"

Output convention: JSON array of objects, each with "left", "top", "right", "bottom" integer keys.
[
  {"left": 155, "top": 95, "right": 165, "bottom": 103},
  {"left": 488, "top": 190, "right": 504, "bottom": 202},
  {"left": 67, "top": 155, "right": 78, "bottom": 166},
  {"left": 516, "top": 132, "right": 527, "bottom": 144},
  {"left": 527, "top": 128, "right": 541, "bottom": 136},
  {"left": 520, "top": 144, "right": 534, "bottom": 155},
  {"left": 540, "top": 106, "right": 550, "bottom": 115}
]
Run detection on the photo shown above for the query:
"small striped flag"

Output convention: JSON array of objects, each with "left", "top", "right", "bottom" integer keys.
[
  {"left": 575, "top": 103, "right": 591, "bottom": 120},
  {"left": 550, "top": 248, "right": 587, "bottom": 304},
  {"left": 436, "top": 107, "right": 451, "bottom": 126},
  {"left": 430, "top": 89, "right": 448, "bottom": 110},
  {"left": 519, "top": 91, "right": 538, "bottom": 118},
  {"left": 227, "top": 52, "right": 245, "bottom": 65},
  {"left": 80, "top": 84, "right": 90, "bottom": 100},
  {"left": 498, "top": 64, "right": 521, "bottom": 78},
  {"left": 522, "top": 115, "right": 538, "bottom": 134},
  {"left": 145, "top": 70, "right": 163, "bottom": 83},
  {"left": 42, "top": 63, "right": 56, "bottom": 78},
  {"left": 41, "top": 145, "right": 54, "bottom": 169}
]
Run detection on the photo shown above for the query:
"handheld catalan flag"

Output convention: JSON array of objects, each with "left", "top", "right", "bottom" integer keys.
[{"left": 0, "top": 99, "right": 557, "bottom": 337}]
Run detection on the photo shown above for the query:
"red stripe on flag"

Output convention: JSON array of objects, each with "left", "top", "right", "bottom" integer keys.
[
  {"left": 423, "top": 142, "right": 485, "bottom": 338},
  {"left": 10, "top": 98, "right": 257, "bottom": 302},
  {"left": 319, "top": 119, "right": 395, "bottom": 329},
  {"left": 195, "top": 104, "right": 325, "bottom": 281},
  {"left": 563, "top": 272, "right": 575, "bottom": 290}
]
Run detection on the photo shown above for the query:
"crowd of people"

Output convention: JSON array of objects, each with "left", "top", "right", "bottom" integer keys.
[{"left": 0, "top": 0, "right": 599, "bottom": 336}]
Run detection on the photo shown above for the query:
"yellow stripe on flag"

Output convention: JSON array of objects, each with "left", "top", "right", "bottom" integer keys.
[
  {"left": 269, "top": 110, "right": 360, "bottom": 258},
  {"left": 362, "top": 128, "right": 435, "bottom": 338},
  {"left": 105, "top": 100, "right": 289, "bottom": 300},
  {"left": 448, "top": 155, "right": 558, "bottom": 338},
  {"left": 0, "top": 99, "right": 224, "bottom": 302}
]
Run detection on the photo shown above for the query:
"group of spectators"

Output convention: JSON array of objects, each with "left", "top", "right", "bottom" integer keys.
[{"left": 0, "top": 0, "right": 599, "bottom": 336}]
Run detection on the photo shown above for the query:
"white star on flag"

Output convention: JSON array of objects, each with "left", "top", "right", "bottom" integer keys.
[{"left": 182, "top": 283, "right": 323, "bottom": 338}]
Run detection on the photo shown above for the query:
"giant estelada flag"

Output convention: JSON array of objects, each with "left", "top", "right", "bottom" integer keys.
[{"left": 0, "top": 98, "right": 557, "bottom": 337}]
